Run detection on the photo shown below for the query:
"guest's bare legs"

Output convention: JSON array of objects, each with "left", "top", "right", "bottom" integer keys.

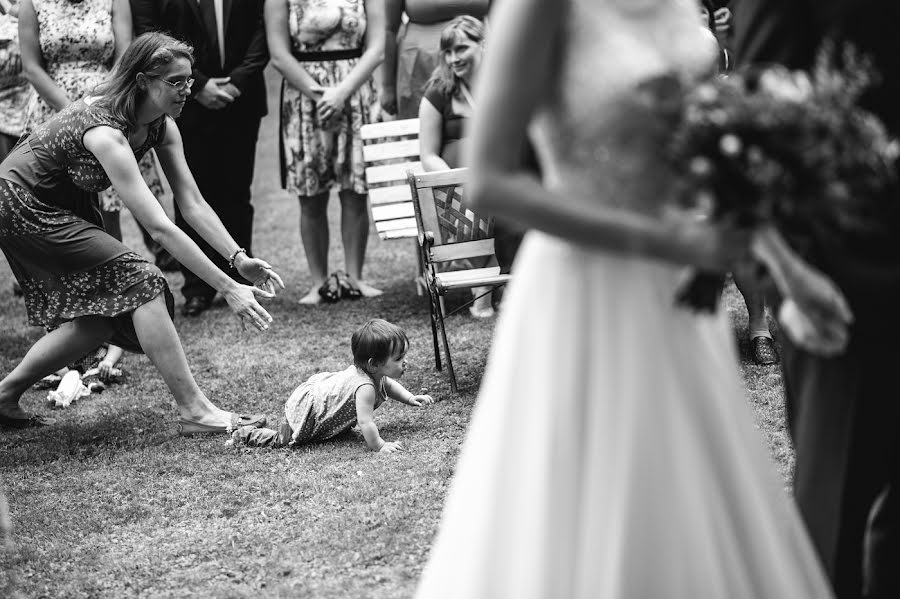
[
  {"left": 0, "top": 316, "right": 114, "bottom": 417},
  {"left": 131, "top": 294, "right": 230, "bottom": 425},
  {"left": 339, "top": 189, "right": 381, "bottom": 297},
  {"left": 298, "top": 191, "right": 330, "bottom": 304}
]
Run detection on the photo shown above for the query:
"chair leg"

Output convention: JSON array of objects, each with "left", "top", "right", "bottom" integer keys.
[
  {"left": 433, "top": 291, "right": 457, "bottom": 393},
  {"left": 413, "top": 239, "right": 427, "bottom": 296},
  {"left": 427, "top": 291, "right": 443, "bottom": 372}
]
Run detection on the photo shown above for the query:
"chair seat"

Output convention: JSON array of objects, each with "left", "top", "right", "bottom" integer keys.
[{"left": 433, "top": 267, "right": 511, "bottom": 293}]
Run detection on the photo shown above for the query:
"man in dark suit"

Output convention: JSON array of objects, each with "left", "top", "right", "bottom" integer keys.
[
  {"left": 732, "top": 2, "right": 900, "bottom": 598},
  {"left": 132, "top": 0, "right": 268, "bottom": 316}
]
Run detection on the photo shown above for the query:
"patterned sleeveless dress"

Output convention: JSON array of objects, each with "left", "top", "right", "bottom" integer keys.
[
  {"left": 283, "top": 366, "right": 386, "bottom": 445},
  {"left": 22, "top": 0, "right": 165, "bottom": 212},
  {"left": 0, "top": 100, "right": 174, "bottom": 352},
  {"left": 279, "top": 0, "right": 374, "bottom": 196}
]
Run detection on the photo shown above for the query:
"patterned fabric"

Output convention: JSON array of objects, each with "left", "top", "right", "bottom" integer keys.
[
  {"left": 283, "top": 365, "right": 386, "bottom": 445},
  {"left": 280, "top": 0, "right": 374, "bottom": 196},
  {"left": 22, "top": 0, "right": 115, "bottom": 131},
  {"left": 0, "top": 100, "right": 173, "bottom": 352},
  {"left": 22, "top": 0, "right": 163, "bottom": 212},
  {"left": 0, "top": 11, "right": 32, "bottom": 138}
]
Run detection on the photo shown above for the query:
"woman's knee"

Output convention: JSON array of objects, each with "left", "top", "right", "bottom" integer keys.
[{"left": 299, "top": 193, "right": 330, "bottom": 218}]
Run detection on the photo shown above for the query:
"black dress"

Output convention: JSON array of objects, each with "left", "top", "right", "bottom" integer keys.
[{"left": 0, "top": 99, "right": 174, "bottom": 352}]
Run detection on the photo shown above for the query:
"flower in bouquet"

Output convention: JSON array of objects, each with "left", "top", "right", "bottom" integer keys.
[{"left": 659, "top": 45, "right": 900, "bottom": 312}]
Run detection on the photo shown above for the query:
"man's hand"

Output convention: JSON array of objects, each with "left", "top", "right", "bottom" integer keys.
[{"left": 194, "top": 77, "right": 237, "bottom": 110}]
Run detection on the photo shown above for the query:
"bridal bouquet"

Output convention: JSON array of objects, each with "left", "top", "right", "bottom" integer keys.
[{"left": 648, "top": 47, "right": 900, "bottom": 312}]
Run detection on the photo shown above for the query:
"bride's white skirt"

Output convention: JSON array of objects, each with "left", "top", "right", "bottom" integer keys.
[{"left": 415, "top": 233, "right": 833, "bottom": 598}]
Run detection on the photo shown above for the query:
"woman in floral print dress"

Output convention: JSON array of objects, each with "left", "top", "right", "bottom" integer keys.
[
  {"left": 265, "top": 0, "right": 384, "bottom": 304},
  {"left": 0, "top": 0, "right": 31, "bottom": 160},
  {"left": 18, "top": 0, "right": 165, "bottom": 241},
  {"left": 0, "top": 32, "right": 282, "bottom": 432}
]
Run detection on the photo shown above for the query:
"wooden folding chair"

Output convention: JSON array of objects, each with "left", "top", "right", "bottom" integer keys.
[
  {"left": 361, "top": 119, "right": 426, "bottom": 293},
  {"left": 407, "top": 168, "right": 512, "bottom": 392}
]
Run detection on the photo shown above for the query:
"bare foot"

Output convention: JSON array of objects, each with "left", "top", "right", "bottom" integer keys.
[
  {"left": 354, "top": 280, "right": 383, "bottom": 298},
  {"left": 298, "top": 286, "right": 323, "bottom": 305}
]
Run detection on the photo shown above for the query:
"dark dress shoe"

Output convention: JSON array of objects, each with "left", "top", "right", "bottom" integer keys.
[
  {"left": 181, "top": 296, "right": 211, "bottom": 317},
  {"left": 751, "top": 336, "right": 779, "bottom": 365}
]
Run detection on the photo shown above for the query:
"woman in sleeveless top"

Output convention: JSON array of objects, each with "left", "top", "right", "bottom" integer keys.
[
  {"left": 382, "top": 0, "right": 490, "bottom": 119},
  {"left": 18, "top": 0, "right": 166, "bottom": 242},
  {"left": 266, "top": 0, "right": 385, "bottom": 304},
  {"left": 415, "top": 0, "right": 850, "bottom": 596},
  {"left": 0, "top": 33, "right": 282, "bottom": 433}
]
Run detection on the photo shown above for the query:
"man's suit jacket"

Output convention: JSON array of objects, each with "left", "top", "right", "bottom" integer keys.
[
  {"left": 732, "top": 0, "right": 900, "bottom": 340},
  {"left": 131, "top": 0, "right": 269, "bottom": 129}
]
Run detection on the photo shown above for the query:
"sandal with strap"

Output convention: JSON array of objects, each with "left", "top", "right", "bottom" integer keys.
[
  {"left": 335, "top": 270, "right": 363, "bottom": 300},
  {"left": 318, "top": 274, "right": 342, "bottom": 303}
]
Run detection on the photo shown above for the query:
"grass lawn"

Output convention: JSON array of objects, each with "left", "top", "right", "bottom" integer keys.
[{"left": 1, "top": 68, "right": 792, "bottom": 599}]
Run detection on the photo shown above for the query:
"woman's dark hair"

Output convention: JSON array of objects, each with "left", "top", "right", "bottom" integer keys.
[
  {"left": 424, "top": 15, "right": 485, "bottom": 100},
  {"left": 351, "top": 319, "right": 409, "bottom": 369},
  {"left": 93, "top": 32, "right": 193, "bottom": 125}
]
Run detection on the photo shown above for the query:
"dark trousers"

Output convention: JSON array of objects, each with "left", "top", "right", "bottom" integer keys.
[
  {"left": 782, "top": 335, "right": 900, "bottom": 599},
  {"left": 176, "top": 115, "right": 261, "bottom": 300}
]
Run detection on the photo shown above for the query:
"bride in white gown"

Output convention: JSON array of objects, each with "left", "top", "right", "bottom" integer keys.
[{"left": 414, "top": 0, "right": 842, "bottom": 597}]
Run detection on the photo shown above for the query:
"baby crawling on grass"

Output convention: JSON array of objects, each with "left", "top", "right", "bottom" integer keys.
[{"left": 231, "top": 319, "right": 434, "bottom": 452}]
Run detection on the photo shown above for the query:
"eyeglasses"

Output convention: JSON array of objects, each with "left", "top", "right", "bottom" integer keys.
[{"left": 157, "top": 77, "right": 195, "bottom": 91}]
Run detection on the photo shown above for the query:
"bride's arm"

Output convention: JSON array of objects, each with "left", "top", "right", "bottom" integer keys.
[{"left": 466, "top": 0, "right": 743, "bottom": 271}]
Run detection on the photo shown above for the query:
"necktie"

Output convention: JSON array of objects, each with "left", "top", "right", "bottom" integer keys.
[{"left": 198, "top": 0, "right": 221, "bottom": 68}]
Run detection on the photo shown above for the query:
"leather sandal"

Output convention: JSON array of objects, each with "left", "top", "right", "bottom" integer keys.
[
  {"left": 318, "top": 274, "right": 342, "bottom": 303},
  {"left": 177, "top": 412, "right": 267, "bottom": 437},
  {"left": 335, "top": 270, "right": 363, "bottom": 300}
]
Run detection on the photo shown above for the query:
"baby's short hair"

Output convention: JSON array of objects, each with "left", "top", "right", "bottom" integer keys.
[{"left": 351, "top": 319, "right": 409, "bottom": 367}]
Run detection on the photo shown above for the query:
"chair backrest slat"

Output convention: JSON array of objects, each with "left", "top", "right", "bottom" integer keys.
[
  {"left": 360, "top": 118, "right": 420, "bottom": 140},
  {"left": 361, "top": 118, "right": 422, "bottom": 240}
]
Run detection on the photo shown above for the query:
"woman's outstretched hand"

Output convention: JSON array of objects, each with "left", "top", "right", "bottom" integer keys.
[
  {"left": 235, "top": 256, "right": 285, "bottom": 296},
  {"left": 222, "top": 284, "right": 276, "bottom": 331}
]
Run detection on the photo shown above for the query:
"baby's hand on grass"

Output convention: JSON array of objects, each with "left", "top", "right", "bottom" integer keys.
[
  {"left": 408, "top": 394, "right": 434, "bottom": 407},
  {"left": 379, "top": 440, "right": 405, "bottom": 454},
  {"left": 98, "top": 360, "right": 119, "bottom": 381}
]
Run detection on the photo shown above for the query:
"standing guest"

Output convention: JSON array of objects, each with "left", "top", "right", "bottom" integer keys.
[
  {"left": 381, "top": 0, "right": 490, "bottom": 120},
  {"left": 733, "top": 1, "right": 900, "bottom": 597},
  {"left": 18, "top": 0, "right": 165, "bottom": 243},
  {"left": 0, "top": 0, "right": 30, "bottom": 162},
  {"left": 0, "top": 0, "right": 29, "bottom": 298},
  {"left": 265, "top": 0, "right": 385, "bottom": 304},
  {"left": 132, "top": 0, "right": 269, "bottom": 317},
  {"left": 0, "top": 32, "right": 282, "bottom": 432},
  {"left": 698, "top": 0, "right": 777, "bottom": 365}
]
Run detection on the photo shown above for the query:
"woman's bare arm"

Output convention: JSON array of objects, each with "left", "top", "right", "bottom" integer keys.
[
  {"left": 18, "top": 0, "right": 70, "bottom": 111},
  {"left": 111, "top": 0, "right": 132, "bottom": 61}
]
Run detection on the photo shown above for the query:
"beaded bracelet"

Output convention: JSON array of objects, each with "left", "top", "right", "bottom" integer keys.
[{"left": 227, "top": 247, "right": 247, "bottom": 269}]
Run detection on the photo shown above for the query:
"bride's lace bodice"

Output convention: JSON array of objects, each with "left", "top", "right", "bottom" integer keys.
[{"left": 532, "top": 0, "right": 717, "bottom": 213}]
